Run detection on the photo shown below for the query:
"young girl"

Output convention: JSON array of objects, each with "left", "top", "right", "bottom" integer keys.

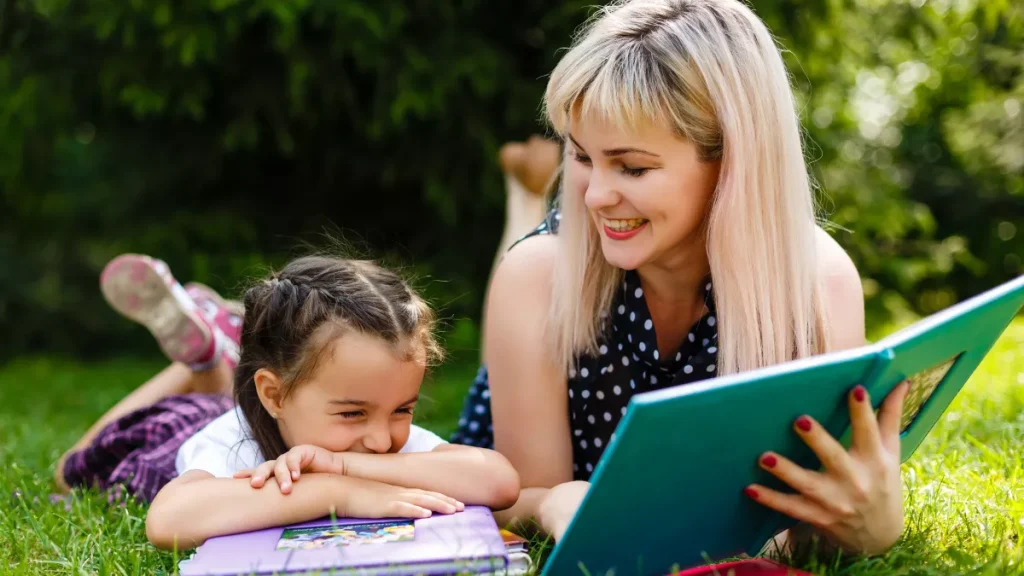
[{"left": 56, "top": 254, "right": 520, "bottom": 551}]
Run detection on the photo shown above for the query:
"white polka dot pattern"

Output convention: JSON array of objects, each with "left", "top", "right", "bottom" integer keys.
[{"left": 449, "top": 209, "right": 719, "bottom": 482}]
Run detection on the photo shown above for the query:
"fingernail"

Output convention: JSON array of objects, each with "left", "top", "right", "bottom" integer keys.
[
  {"left": 796, "top": 416, "right": 812, "bottom": 432},
  {"left": 853, "top": 386, "right": 866, "bottom": 402},
  {"left": 743, "top": 487, "right": 759, "bottom": 499},
  {"left": 761, "top": 454, "right": 777, "bottom": 468},
  {"left": 292, "top": 470, "right": 299, "bottom": 480}
]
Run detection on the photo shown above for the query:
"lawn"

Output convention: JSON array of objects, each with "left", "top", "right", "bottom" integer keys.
[{"left": 1, "top": 321, "right": 1023, "bottom": 575}]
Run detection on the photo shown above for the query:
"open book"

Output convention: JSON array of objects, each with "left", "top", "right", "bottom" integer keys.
[{"left": 543, "top": 274, "right": 1024, "bottom": 576}]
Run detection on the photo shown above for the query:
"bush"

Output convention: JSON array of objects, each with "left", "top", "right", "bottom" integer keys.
[{"left": 0, "top": 0, "right": 1020, "bottom": 359}]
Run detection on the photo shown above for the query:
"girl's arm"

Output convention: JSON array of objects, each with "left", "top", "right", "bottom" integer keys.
[
  {"left": 146, "top": 471, "right": 460, "bottom": 550},
  {"left": 239, "top": 444, "right": 520, "bottom": 510},
  {"left": 338, "top": 445, "right": 520, "bottom": 509}
]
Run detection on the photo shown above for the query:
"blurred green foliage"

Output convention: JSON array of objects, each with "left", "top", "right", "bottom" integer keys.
[{"left": 0, "top": 0, "right": 1020, "bottom": 359}]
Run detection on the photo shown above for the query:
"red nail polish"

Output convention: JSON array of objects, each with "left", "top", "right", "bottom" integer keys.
[
  {"left": 761, "top": 454, "right": 777, "bottom": 468},
  {"left": 853, "top": 386, "right": 866, "bottom": 402},
  {"left": 744, "top": 487, "right": 759, "bottom": 499},
  {"left": 796, "top": 416, "right": 812, "bottom": 432}
]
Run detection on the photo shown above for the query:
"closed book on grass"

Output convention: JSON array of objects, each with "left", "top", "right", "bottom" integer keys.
[
  {"left": 542, "top": 274, "right": 1024, "bottom": 576},
  {"left": 178, "top": 506, "right": 508, "bottom": 575}
]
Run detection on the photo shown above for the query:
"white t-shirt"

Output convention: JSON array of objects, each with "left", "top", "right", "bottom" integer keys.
[{"left": 175, "top": 407, "right": 447, "bottom": 478}]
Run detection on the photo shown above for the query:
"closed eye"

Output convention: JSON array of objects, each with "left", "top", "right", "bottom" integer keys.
[
  {"left": 334, "top": 411, "right": 364, "bottom": 419},
  {"left": 621, "top": 165, "right": 651, "bottom": 177},
  {"left": 571, "top": 150, "right": 592, "bottom": 165}
]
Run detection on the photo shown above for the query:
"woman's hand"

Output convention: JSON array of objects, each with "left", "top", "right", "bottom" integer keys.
[
  {"left": 746, "top": 381, "right": 910, "bottom": 556},
  {"left": 537, "top": 481, "right": 590, "bottom": 541},
  {"left": 234, "top": 444, "right": 342, "bottom": 494}
]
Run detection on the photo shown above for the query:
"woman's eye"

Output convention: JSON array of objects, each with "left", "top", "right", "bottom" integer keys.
[
  {"left": 571, "top": 151, "right": 592, "bottom": 165},
  {"left": 394, "top": 407, "right": 414, "bottom": 416},
  {"left": 621, "top": 166, "right": 650, "bottom": 177},
  {"left": 335, "top": 411, "right": 363, "bottom": 419}
]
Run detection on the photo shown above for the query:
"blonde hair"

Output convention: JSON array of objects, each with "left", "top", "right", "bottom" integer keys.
[{"left": 544, "top": 0, "right": 830, "bottom": 375}]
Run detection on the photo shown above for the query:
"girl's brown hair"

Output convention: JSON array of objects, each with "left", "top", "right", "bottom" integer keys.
[{"left": 233, "top": 255, "right": 442, "bottom": 460}]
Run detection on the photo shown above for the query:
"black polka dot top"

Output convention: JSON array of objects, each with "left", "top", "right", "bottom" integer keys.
[{"left": 451, "top": 209, "right": 720, "bottom": 481}]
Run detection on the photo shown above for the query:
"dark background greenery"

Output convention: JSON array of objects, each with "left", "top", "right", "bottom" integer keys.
[{"left": 1, "top": 0, "right": 1021, "bottom": 361}]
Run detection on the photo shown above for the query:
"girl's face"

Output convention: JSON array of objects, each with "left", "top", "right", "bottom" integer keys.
[
  {"left": 267, "top": 331, "right": 426, "bottom": 454},
  {"left": 564, "top": 114, "right": 721, "bottom": 272}
]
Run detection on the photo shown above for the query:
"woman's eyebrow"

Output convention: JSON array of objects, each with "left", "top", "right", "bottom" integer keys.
[{"left": 568, "top": 133, "right": 660, "bottom": 158}]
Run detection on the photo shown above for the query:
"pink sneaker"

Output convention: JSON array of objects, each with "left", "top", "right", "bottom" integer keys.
[
  {"left": 185, "top": 282, "right": 242, "bottom": 370},
  {"left": 100, "top": 254, "right": 215, "bottom": 365},
  {"left": 185, "top": 282, "right": 243, "bottom": 346}
]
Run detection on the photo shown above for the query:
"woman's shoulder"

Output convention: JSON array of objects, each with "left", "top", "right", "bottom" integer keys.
[
  {"left": 813, "top": 225, "right": 861, "bottom": 300},
  {"left": 813, "top": 225, "right": 865, "bottom": 350},
  {"left": 499, "top": 211, "right": 561, "bottom": 286},
  {"left": 496, "top": 233, "right": 559, "bottom": 301}
]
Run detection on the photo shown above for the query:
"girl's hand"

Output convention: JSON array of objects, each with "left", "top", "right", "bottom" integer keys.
[
  {"left": 746, "top": 381, "right": 910, "bottom": 556},
  {"left": 234, "top": 444, "right": 342, "bottom": 494},
  {"left": 341, "top": 477, "right": 463, "bottom": 519},
  {"left": 537, "top": 480, "right": 590, "bottom": 541}
]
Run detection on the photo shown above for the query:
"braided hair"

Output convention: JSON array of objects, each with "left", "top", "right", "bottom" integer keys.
[{"left": 234, "top": 255, "right": 442, "bottom": 460}]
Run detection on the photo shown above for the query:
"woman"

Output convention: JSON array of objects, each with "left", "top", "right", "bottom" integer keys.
[{"left": 452, "top": 0, "right": 907, "bottom": 556}]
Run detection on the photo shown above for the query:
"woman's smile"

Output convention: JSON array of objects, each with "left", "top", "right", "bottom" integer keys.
[{"left": 602, "top": 218, "right": 649, "bottom": 240}]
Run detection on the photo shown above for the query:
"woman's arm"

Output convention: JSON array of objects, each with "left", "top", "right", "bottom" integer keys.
[
  {"left": 485, "top": 235, "right": 574, "bottom": 492},
  {"left": 146, "top": 471, "right": 458, "bottom": 550}
]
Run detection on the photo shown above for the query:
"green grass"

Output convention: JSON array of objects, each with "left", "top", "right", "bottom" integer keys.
[{"left": 2, "top": 323, "right": 1024, "bottom": 575}]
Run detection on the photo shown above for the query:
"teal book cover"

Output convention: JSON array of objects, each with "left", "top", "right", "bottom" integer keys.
[{"left": 542, "top": 274, "right": 1024, "bottom": 576}]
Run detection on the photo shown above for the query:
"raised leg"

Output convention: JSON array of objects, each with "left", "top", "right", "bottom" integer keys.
[{"left": 480, "top": 136, "right": 561, "bottom": 359}]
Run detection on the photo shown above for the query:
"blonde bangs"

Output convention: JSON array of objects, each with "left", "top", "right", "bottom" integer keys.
[{"left": 545, "top": 39, "right": 673, "bottom": 138}]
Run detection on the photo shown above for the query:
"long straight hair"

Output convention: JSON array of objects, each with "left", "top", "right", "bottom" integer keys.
[{"left": 544, "top": 0, "right": 831, "bottom": 375}]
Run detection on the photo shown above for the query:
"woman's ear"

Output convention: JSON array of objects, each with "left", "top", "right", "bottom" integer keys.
[{"left": 254, "top": 368, "right": 286, "bottom": 418}]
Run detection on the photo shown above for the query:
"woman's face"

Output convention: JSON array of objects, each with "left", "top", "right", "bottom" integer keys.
[{"left": 564, "top": 114, "right": 721, "bottom": 272}]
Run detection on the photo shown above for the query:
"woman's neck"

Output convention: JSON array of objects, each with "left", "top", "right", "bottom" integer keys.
[{"left": 636, "top": 243, "right": 711, "bottom": 358}]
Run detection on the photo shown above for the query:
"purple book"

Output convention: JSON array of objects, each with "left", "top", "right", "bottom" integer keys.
[{"left": 179, "top": 506, "right": 509, "bottom": 575}]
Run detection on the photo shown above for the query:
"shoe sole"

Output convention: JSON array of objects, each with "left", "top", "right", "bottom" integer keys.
[{"left": 100, "top": 255, "right": 212, "bottom": 364}]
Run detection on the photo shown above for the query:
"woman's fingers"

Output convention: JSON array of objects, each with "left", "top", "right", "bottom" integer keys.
[
  {"left": 793, "top": 415, "right": 855, "bottom": 478},
  {"left": 757, "top": 451, "right": 836, "bottom": 508},
  {"left": 744, "top": 483, "right": 833, "bottom": 528},
  {"left": 848, "top": 385, "right": 882, "bottom": 454},
  {"left": 878, "top": 380, "right": 911, "bottom": 453},
  {"left": 757, "top": 451, "right": 859, "bottom": 519}
]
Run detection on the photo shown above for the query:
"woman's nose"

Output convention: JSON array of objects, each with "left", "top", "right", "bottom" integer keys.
[{"left": 583, "top": 168, "right": 619, "bottom": 211}]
